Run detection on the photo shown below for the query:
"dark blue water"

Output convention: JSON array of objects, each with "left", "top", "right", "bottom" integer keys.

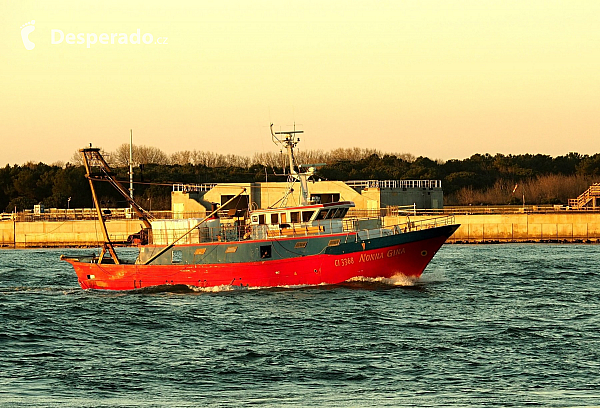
[{"left": 1, "top": 245, "right": 599, "bottom": 407}]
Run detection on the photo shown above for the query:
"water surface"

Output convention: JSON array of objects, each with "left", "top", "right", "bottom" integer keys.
[{"left": 1, "top": 245, "right": 599, "bottom": 407}]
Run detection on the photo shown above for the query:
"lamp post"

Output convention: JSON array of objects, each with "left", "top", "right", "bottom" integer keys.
[
  {"left": 13, "top": 205, "right": 16, "bottom": 248},
  {"left": 67, "top": 197, "right": 71, "bottom": 210}
]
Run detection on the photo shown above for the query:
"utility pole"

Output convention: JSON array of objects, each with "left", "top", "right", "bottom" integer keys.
[{"left": 129, "top": 129, "right": 134, "bottom": 206}]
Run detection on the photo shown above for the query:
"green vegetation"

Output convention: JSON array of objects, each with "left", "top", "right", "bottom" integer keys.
[{"left": 2, "top": 147, "right": 600, "bottom": 212}]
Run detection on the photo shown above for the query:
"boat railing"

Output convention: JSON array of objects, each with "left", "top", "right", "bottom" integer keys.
[
  {"left": 400, "top": 214, "right": 456, "bottom": 230},
  {"left": 149, "top": 214, "right": 456, "bottom": 245},
  {"left": 353, "top": 214, "right": 456, "bottom": 240}
]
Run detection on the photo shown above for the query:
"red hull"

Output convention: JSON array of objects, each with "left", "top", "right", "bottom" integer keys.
[{"left": 65, "top": 234, "right": 449, "bottom": 291}]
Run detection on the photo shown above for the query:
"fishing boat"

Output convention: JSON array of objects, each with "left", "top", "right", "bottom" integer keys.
[{"left": 61, "top": 126, "right": 459, "bottom": 290}]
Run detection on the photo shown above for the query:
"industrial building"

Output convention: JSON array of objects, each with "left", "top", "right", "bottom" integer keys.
[{"left": 171, "top": 179, "right": 443, "bottom": 218}]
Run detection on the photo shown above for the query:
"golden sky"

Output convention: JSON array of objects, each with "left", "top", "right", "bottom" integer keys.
[{"left": 2, "top": 0, "right": 599, "bottom": 166}]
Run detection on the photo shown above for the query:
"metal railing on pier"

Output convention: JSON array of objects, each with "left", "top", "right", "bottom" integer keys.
[
  {"left": 427, "top": 205, "right": 600, "bottom": 215},
  {"left": 2, "top": 208, "right": 174, "bottom": 222},
  {"left": 172, "top": 183, "right": 217, "bottom": 192},
  {"left": 568, "top": 183, "right": 600, "bottom": 209},
  {"left": 4, "top": 203, "right": 599, "bottom": 224},
  {"left": 345, "top": 180, "right": 442, "bottom": 190}
]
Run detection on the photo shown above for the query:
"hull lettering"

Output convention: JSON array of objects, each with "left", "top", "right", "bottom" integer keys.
[
  {"left": 359, "top": 252, "right": 385, "bottom": 263},
  {"left": 387, "top": 248, "right": 406, "bottom": 258}
]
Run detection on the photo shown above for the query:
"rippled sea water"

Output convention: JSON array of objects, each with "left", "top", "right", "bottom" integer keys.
[{"left": 1, "top": 245, "right": 599, "bottom": 407}]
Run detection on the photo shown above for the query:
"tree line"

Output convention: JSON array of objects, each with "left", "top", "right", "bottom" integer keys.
[
  {"left": 71, "top": 144, "right": 415, "bottom": 169},
  {"left": 2, "top": 146, "right": 600, "bottom": 212}
]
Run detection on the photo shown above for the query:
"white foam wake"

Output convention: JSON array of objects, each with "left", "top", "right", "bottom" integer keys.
[
  {"left": 187, "top": 284, "right": 248, "bottom": 293},
  {"left": 185, "top": 274, "right": 425, "bottom": 292},
  {"left": 187, "top": 283, "right": 316, "bottom": 292},
  {"left": 346, "top": 273, "right": 419, "bottom": 286}
]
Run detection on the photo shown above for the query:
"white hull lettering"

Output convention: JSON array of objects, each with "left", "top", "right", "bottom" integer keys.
[
  {"left": 359, "top": 252, "right": 385, "bottom": 263},
  {"left": 334, "top": 257, "right": 355, "bottom": 267},
  {"left": 387, "top": 248, "right": 406, "bottom": 258}
]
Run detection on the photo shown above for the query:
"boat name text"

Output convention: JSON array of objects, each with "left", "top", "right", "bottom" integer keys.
[
  {"left": 387, "top": 248, "right": 406, "bottom": 258},
  {"left": 357, "top": 248, "right": 406, "bottom": 263}
]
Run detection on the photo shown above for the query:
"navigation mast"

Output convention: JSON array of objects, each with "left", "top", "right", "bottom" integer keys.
[{"left": 270, "top": 123, "right": 309, "bottom": 206}]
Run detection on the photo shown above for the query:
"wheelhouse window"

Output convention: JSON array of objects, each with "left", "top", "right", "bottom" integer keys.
[
  {"left": 315, "top": 207, "right": 348, "bottom": 220},
  {"left": 302, "top": 211, "right": 314, "bottom": 222},
  {"left": 310, "top": 193, "right": 340, "bottom": 204},
  {"left": 332, "top": 208, "right": 348, "bottom": 218},
  {"left": 290, "top": 211, "right": 300, "bottom": 223},
  {"left": 315, "top": 209, "right": 328, "bottom": 220},
  {"left": 270, "top": 213, "right": 279, "bottom": 224},
  {"left": 258, "top": 214, "right": 266, "bottom": 225}
]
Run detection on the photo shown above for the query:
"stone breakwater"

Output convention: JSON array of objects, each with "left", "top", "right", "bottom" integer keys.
[{"left": 2, "top": 212, "right": 600, "bottom": 248}]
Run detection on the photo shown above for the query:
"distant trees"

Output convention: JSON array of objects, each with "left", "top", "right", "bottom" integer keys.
[
  {"left": 1, "top": 145, "right": 599, "bottom": 212},
  {"left": 111, "top": 144, "right": 170, "bottom": 167},
  {"left": 2, "top": 163, "right": 56, "bottom": 211},
  {"left": 71, "top": 145, "right": 415, "bottom": 169},
  {"left": 441, "top": 153, "right": 600, "bottom": 205},
  {"left": 450, "top": 174, "right": 595, "bottom": 206}
]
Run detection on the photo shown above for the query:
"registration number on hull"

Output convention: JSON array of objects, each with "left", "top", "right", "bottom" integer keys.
[{"left": 334, "top": 257, "right": 355, "bottom": 267}]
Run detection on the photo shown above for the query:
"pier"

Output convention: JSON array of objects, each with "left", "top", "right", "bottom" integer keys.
[
  {"left": 386, "top": 207, "right": 600, "bottom": 244},
  {"left": 2, "top": 206, "right": 600, "bottom": 247}
]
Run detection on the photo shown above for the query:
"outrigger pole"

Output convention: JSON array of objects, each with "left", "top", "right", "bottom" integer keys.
[
  {"left": 142, "top": 188, "right": 247, "bottom": 265},
  {"left": 81, "top": 147, "right": 153, "bottom": 264}
]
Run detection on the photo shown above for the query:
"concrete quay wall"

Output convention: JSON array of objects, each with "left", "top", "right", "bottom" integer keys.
[
  {"left": 2, "top": 212, "right": 600, "bottom": 248},
  {"left": 0, "top": 220, "right": 143, "bottom": 248},
  {"left": 386, "top": 212, "right": 600, "bottom": 243}
]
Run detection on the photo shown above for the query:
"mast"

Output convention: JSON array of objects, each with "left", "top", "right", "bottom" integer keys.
[{"left": 270, "top": 123, "right": 309, "bottom": 205}]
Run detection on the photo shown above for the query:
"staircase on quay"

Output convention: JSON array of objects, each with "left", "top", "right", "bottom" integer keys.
[{"left": 568, "top": 183, "right": 600, "bottom": 209}]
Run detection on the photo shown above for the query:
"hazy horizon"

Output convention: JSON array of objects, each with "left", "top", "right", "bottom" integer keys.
[{"left": 3, "top": 1, "right": 599, "bottom": 166}]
